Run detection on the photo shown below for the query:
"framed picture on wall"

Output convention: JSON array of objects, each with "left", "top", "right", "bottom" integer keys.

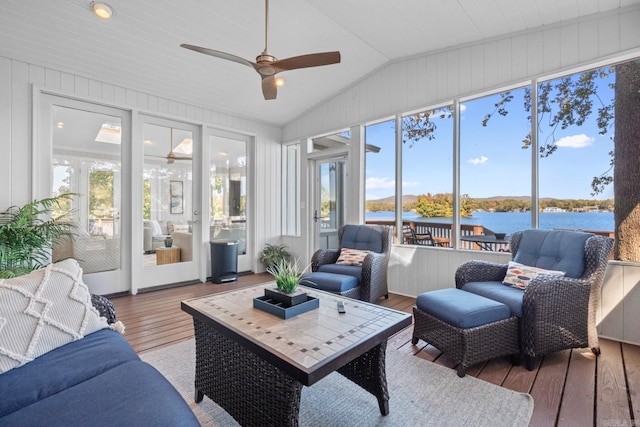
[
  {"left": 170, "top": 180, "right": 183, "bottom": 196},
  {"left": 170, "top": 180, "right": 183, "bottom": 214}
]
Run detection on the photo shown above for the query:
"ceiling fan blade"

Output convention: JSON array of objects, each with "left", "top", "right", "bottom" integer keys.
[
  {"left": 272, "top": 51, "right": 341, "bottom": 72},
  {"left": 181, "top": 44, "right": 257, "bottom": 70},
  {"left": 261, "top": 75, "right": 277, "bottom": 100}
]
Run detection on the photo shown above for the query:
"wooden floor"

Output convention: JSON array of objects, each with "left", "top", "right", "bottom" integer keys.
[{"left": 111, "top": 274, "right": 640, "bottom": 427}]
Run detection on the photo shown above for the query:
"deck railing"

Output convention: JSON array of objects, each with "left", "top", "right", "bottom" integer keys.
[{"left": 365, "top": 218, "right": 614, "bottom": 253}]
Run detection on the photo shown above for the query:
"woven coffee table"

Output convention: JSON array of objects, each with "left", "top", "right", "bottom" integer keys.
[{"left": 181, "top": 283, "right": 411, "bottom": 427}]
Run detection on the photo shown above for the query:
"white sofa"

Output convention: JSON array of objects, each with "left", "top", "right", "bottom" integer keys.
[
  {"left": 143, "top": 220, "right": 192, "bottom": 261},
  {"left": 53, "top": 234, "right": 120, "bottom": 274}
]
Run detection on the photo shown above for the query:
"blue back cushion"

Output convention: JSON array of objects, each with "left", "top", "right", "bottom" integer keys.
[
  {"left": 513, "top": 229, "right": 592, "bottom": 278},
  {"left": 341, "top": 225, "right": 383, "bottom": 253}
]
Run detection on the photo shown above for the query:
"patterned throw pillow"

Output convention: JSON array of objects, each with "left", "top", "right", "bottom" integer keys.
[
  {"left": 335, "top": 248, "right": 370, "bottom": 266},
  {"left": 0, "top": 259, "right": 108, "bottom": 374},
  {"left": 502, "top": 261, "right": 565, "bottom": 290}
]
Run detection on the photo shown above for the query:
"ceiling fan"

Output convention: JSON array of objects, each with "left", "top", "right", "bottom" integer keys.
[
  {"left": 180, "top": 0, "right": 341, "bottom": 100},
  {"left": 146, "top": 151, "right": 192, "bottom": 165},
  {"left": 146, "top": 129, "right": 192, "bottom": 164}
]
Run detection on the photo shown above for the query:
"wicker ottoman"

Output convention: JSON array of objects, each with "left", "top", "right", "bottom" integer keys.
[
  {"left": 299, "top": 272, "right": 360, "bottom": 299},
  {"left": 411, "top": 288, "right": 519, "bottom": 377}
]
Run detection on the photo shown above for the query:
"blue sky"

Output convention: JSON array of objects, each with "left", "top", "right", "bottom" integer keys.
[{"left": 365, "top": 73, "right": 615, "bottom": 201}]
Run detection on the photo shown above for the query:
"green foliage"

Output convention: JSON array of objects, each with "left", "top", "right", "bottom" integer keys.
[
  {"left": 143, "top": 179, "right": 151, "bottom": 219},
  {"left": 366, "top": 194, "right": 613, "bottom": 218},
  {"left": 266, "top": 258, "right": 306, "bottom": 294},
  {"left": 259, "top": 243, "right": 291, "bottom": 270},
  {"left": 414, "top": 193, "right": 453, "bottom": 217},
  {"left": 0, "top": 194, "right": 75, "bottom": 278},
  {"left": 413, "top": 193, "right": 475, "bottom": 218},
  {"left": 402, "top": 66, "right": 617, "bottom": 196},
  {"left": 89, "top": 166, "right": 115, "bottom": 218}
]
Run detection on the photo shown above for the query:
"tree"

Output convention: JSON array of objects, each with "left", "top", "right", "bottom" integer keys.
[
  {"left": 414, "top": 193, "right": 474, "bottom": 218},
  {"left": 403, "top": 58, "right": 640, "bottom": 261},
  {"left": 613, "top": 60, "right": 640, "bottom": 261}
]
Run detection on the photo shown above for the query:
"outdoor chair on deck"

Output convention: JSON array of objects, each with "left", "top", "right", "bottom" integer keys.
[
  {"left": 306, "top": 224, "right": 391, "bottom": 303},
  {"left": 455, "top": 229, "right": 613, "bottom": 370},
  {"left": 402, "top": 224, "right": 437, "bottom": 246}
]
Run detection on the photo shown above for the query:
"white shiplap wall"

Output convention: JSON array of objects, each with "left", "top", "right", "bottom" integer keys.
[
  {"left": 0, "top": 55, "right": 283, "bottom": 284},
  {"left": 282, "top": 6, "right": 640, "bottom": 345}
]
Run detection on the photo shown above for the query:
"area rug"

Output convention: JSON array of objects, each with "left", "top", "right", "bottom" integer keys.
[{"left": 141, "top": 340, "right": 533, "bottom": 427}]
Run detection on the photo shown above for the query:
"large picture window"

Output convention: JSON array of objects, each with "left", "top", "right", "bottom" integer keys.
[
  {"left": 459, "top": 87, "right": 531, "bottom": 250},
  {"left": 401, "top": 106, "right": 454, "bottom": 246},
  {"left": 365, "top": 119, "right": 397, "bottom": 227}
]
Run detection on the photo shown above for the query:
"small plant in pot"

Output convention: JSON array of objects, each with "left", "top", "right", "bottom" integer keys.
[
  {"left": 265, "top": 258, "right": 308, "bottom": 307},
  {"left": 259, "top": 243, "right": 291, "bottom": 271}
]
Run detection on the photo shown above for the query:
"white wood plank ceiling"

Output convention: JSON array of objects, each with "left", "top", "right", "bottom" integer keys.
[{"left": 0, "top": 0, "right": 636, "bottom": 126}]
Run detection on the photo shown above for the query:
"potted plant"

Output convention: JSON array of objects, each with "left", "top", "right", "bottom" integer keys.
[
  {"left": 259, "top": 243, "right": 291, "bottom": 270},
  {"left": 265, "top": 258, "right": 308, "bottom": 307},
  {"left": 0, "top": 194, "right": 75, "bottom": 278}
]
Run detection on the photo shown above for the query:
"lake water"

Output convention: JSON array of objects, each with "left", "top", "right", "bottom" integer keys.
[{"left": 365, "top": 211, "right": 614, "bottom": 234}]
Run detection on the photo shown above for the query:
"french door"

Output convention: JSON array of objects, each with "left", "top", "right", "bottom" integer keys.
[
  {"left": 38, "top": 94, "right": 131, "bottom": 295},
  {"left": 312, "top": 157, "right": 346, "bottom": 251},
  {"left": 208, "top": 129, "right": 253, "bottom": 273},
  {"left": 139, "top": 115, "right": 202, "bottom": 289}
]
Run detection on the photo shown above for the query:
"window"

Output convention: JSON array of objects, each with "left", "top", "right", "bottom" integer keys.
[
  {"left": 459, "top": 87, "right": 532, "bottom": 250},
  {"left": 365, "top": 119, "right": 396, "bottom": 224},
  {"left": 537, "top": 66, "right": 615, "bottom": 233},
  {"left": 209, "top": 135, "right": 247, "bottom": 255},
  {"left": 282, "top": 144, "right": 300, "bottom": 236},
  {"left": 401, "top": 106, "right": 454, "bottom": 245},
  {"left": 50, "top": 106, "right": 122, "bottom": 273}
]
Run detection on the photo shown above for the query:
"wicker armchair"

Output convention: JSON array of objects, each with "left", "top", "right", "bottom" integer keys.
[
  {"left": 311, "top": 224, "right": 391, "bottom": 303},
  {"left": 455, "top": 229, "right": 613, "bottom": 370}
]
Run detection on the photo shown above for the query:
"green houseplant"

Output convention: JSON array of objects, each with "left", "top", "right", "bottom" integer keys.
[
  {"left": 259, "top": 243, "right": 291, "bottom": 270},
  {"left": 264, "top": 258, "right": 310, "bottom": 307},
  {"left": 0, "top": 194, "right": 75, "bottom": 278},
  {"left": 266, "top": 258, "right": 305, "bottom": 294}
]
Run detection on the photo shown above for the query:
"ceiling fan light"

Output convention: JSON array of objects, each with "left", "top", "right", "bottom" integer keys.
[
  {"left": 91, "top": 2, "right": 113, "bottom": 19},
  {"left": 275, "top": 77, "right": 285, "bottom": 87}
]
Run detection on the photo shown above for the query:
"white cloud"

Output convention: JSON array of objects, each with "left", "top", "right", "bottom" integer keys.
[
  {"left": 556, "top": 134, "right": 594, "bottom": 148},
  {"left": 459, "top": 104, "right": 467, "bottom": 112},
  {"left": 467, "top": 155, "right": 488, "bottom": 165},
  {"left": 402, "top": 180, "right": 419, "bottom": 188},
  {"left": 366, "top": 177, "right": 395, "bottom": 189}
]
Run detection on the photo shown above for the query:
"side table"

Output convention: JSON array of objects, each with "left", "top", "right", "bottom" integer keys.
[{"left": 157, "top": 246, "right": 180, "bottom": 265}]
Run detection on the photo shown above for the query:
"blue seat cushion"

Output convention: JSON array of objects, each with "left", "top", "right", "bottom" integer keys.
[
  {"left": 0, "top": 361, "right": 199, "bottom": 426},
  {"left": 416, "top": 288, "right": 511, "bottom": 329},
  {"left": 0, "top": 329, "right": 139, "bottom": 418},
  {"left": 317, "top": 264, "right": 362, "bottom": 282},
  {"left": 514, "top": 229, "right": 592, "bottom": 278},
  {"left": 300, "top": 272, "right": 359, "bottom": 293},
  {"left": 461, "top": 281, "right": 525, "bottom": 317}
]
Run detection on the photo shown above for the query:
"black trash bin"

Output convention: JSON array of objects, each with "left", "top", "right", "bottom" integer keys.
[{"left": 210, "top": 239, "right": 238, "bottom": 283}]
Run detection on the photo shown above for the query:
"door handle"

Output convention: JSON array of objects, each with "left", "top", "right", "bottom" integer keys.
[{"left": 313, "top": 210, "right": 320, "bottom": 223}]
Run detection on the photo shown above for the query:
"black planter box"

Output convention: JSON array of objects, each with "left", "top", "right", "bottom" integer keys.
[
  {"left": 253, "top": 295, "right": 319, "bottom": 319},
  {"left": 264, "top": 288, "right": 308, "bottom": 308}
]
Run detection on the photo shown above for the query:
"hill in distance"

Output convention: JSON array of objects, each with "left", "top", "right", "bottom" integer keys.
[{"left": 367, "top": 195, "right": 602, "bottom": 203}]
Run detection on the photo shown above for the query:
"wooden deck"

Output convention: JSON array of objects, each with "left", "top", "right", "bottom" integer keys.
[{"left": 110, "top": 274, "right": 640, "bottom": 427}]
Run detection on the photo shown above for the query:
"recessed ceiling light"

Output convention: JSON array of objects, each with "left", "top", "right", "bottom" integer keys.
[{"left": 91, "top": 2, "right": 113, "bottom": 19}]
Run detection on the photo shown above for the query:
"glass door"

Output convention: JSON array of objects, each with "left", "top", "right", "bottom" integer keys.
[
  {"left": 313, "top": 158, "right": 346, "bottom": 250},
  {"left": 140, "top": 116, "right": 201, "bottom": 289},
  {"left": 209, "top": 130, "right": 252, "bottom": 273},
  {"left": 39, "top": 95, "right": 131, "bottom": 295}
]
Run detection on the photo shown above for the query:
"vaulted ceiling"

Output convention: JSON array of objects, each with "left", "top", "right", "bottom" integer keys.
[{"left": 0, "top": 0, "right": 637, "bottom": 126}]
